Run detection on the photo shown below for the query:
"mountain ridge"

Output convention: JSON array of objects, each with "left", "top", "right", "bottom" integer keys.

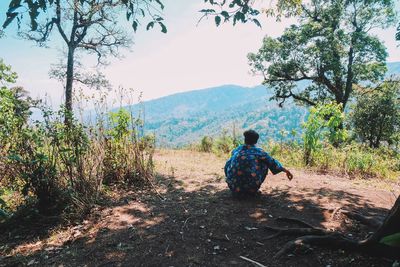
[{"left": 129, "top": 62, "right": 400, "bottom": 147}]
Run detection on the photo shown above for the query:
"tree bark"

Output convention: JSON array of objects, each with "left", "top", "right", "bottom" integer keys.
[
  {"left": 367, "top": 195, "right": 400, "bottom": 243},
  {"left": 64, "top": 46, "right": 75, "bottom": 124}
]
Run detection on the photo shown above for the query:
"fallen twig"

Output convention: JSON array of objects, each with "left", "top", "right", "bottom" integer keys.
[{"left": 239, "top": 256, "right": 267, "bottom": 267}]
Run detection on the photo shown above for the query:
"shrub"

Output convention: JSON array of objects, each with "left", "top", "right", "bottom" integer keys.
[
  {"left": 303, "top": 103, "right": 347, "bottom": 165},
  {"left": 103, "top": 108, "right": 155, "bottom": 185},
  {"left": 351, "top": 79, "right": 400, "bottom": 148},
  {"left": 200, "top": 136, "right": 213, "bottom": 153},
  {"left": 0, "top": 90, "right": 155, "bottom": 217}
]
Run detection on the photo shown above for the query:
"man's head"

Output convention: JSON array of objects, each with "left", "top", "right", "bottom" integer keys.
[{"left": 243, "top": 130, "right": 259, "bottom": 145}]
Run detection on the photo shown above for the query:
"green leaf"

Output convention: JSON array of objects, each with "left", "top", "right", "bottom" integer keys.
[
  {"left": 9, "top": 0, "right": 22, "bottom": 9},
  {"left": 215, "top": 15, "right": 221, "bottom": 26},
  {"left": 0, "top": 198, "right": 6, "bottom": 207},
  {"left": 380, "top": 233, "right": 400, "bottom": 247},
  {"left": 132, "top": 20, "right": 138, "bottom": 32},
  {"left": 2, "top": 12, "right": 18, "bottom": 28},
  {"left": 199, "top": 9, "right": 215, "bottom": 13},
  {"left": 146, "top": 21, "right": 154, "bottom": 30},
  {"left": 252, "top": 18, "right": 261, "bottom": 28},
  {"left": 221, "top": 11, "right": 229, "bottom": 20},
  {"left": 155, "top": 0, "right": 164, "bottom": 10},
  {"left": 159, "top": 21, "right": 167, "bottom": 33}
]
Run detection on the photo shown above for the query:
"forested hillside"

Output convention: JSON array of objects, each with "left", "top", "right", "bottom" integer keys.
[
  {"left": 133, "top": 62, "right": 400, "bottom": 147},
  {"left": 135, "top": 85, "right": 306, "bottom": 146}
]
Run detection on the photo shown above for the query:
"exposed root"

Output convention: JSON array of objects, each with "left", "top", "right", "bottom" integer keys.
[
  {"left": 263, "top": 226, "right": 328, "bottom": 240},
  {"left": 274, "top": 233, "right": 400, "bottom": 260},
  {"left": 339, "top": 209, "right": 383, "bottom": 229},
  {"left": 274, "top": 233, "right": 359, "bottom": 259},
  {"left": 263, "top": 217, "right": 328, "bottom": 240},
  {"left": 268, "top": 204, "right": 400, "bottom": 260},
  {"left": 329, "top": 207, "right": 383, "bottom": 229},
  {"left": 275, "top": 217, "right": 316, "bottom": 228}
]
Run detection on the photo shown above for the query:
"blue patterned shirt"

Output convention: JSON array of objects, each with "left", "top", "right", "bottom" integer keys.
[{"left": 224, "top": 144, "right": 284, "bottom": 193}]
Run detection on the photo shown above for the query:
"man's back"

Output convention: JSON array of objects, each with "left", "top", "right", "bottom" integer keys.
[{"left": 225, "top": 144, "right": 283, "bottom": 194}]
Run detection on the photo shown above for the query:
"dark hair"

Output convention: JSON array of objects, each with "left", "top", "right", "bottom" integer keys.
[{"left": 243, "top": 130, "right": 259, "bottom": 145}]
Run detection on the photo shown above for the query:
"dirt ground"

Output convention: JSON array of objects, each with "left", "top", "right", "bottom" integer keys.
[{"left": 1, "top": 149, "right": 399, "bottom": 267}]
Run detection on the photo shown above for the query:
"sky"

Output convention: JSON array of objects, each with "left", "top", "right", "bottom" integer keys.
[{"left": 0, "top": 0, "right": 399, "bottom": 108}]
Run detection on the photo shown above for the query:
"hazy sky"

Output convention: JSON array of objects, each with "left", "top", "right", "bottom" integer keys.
[{"left": 0, "top": 1, "right": 399, "bottom": 107}]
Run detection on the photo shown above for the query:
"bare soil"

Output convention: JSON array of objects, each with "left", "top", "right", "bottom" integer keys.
[{"left": 1, "top": 149, "right": 399, "bottom": 267}]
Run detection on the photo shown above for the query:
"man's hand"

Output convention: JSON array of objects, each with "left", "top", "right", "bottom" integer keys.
[{"left": 282, "top": 168, "right": 293, "bottom": 181}]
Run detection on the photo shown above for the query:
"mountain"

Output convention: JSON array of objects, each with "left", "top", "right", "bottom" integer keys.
[
  {"left": 128, "top": 62, "right": 400, "bottom": 147},
  {"left": 131, "top": 85, "right": 307, "bottom": 147}
]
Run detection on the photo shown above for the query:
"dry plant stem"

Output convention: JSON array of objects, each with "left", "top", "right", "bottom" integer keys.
[{"left": 239, "top": 256, "right": 267, "bottom": 267}]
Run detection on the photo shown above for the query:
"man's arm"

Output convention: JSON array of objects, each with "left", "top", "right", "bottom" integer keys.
[
  {"left": 261, "top": 151, "right": 293, "bottom": 181},
  {"left": 281, "top": 167, "right": 293, "bottom": 181}
]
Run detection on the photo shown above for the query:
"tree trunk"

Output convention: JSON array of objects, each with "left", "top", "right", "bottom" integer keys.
[
  {"left": 274, "top": 196, "right": 400, "bottom": 259},
  {"left": 367, "top": 195, "right": 400, "bottom": 243},
  {"left": 64, "top": 46, "right": 75, "bottom": 124}
]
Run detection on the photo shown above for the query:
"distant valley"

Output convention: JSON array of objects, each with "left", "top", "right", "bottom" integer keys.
[{"left": 126, "top": 62, "right": 400, "bottom": 147}]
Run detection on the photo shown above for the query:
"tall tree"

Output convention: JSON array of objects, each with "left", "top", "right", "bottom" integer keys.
[
  {"left": 247, "top": 0, "right": 396, "bottom": 109},
  {"left": 2, "top": 0, "right": 166, "bottom": 122},
  {"left": 351, "top": 79, "right": 400, "bottom": 148}
]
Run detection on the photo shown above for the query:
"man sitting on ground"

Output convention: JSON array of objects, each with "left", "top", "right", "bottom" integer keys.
[{"left": 224, "top": 130, "right": 293, "bottom": 196}]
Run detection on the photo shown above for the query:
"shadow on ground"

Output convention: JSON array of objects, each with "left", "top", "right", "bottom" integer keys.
[{"left": 0, "top": 172, "right": 393, "bottom": 267}]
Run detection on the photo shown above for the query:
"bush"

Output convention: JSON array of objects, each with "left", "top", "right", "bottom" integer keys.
[
  {"left": 213, "top": 130, "right": 237, "bottom": 155},
  {"left": 0, "top": 86, "right": 155, "bottom": 217},
  {"left": 103, "top": 108, "right": 155, "bottom": 185},
  {"left": 263, "top": 140, "right": 399, "bottom": 180},
  {"left": 351, "top": 80, "right": 400, "bottom": 148},
  {"left": 303, "top": 103, "right": 347, "bottom": 165},
  {"left": 200, "top": 136, "right": 213, "bottom": 153}
]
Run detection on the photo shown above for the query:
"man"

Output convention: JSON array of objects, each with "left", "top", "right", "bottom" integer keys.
[{"left": 224, "top": 130, "right": 293, "bottom": 196}]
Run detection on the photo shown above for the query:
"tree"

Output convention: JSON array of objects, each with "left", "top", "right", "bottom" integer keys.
[
  {"left": 248, "top": 0, "right": 396, "bottom": 109},
  {"left": 351, "top": 79, "right": 400, "bottom": 148},
  {"left": 200, "top": 0, "right": 302, "bottom": 26},
  {"left": 3, "top": 0, "right": 167, "bottom": 122}
]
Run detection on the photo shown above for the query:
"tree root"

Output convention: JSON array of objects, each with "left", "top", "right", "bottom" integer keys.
[
  {"left": 336, "top": 209, "right": 383, "bottom": 229},
  {"left": 274, "top": 233, "right": 400, "bottom": 259},
  {"left": 264, "top": 226, "right": 328, "bottom": 240},
  {"left": 268, "top": 205, "right": 400, "bottom": 260},
  {"left": 275, "top": 217, "right": 316, "bottom": 228}
]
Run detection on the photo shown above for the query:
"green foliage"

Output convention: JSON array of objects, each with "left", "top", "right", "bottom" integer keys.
[
  {"left": 201, "top": 0, "right": 302, "bottom": 26},
  {"left": 303, "top": 103, "right": 347, "bottom": 165},
  {"left": 380, "top": 232, "right": 400, "bottom": 247},
  {"left": 108, "top": 108, "right": 132, "bottom": 141},
  {"left": 193, "top": 130, "right": 239, "bottom": 155},
  {"left": 2, "top": 1, "right": 167, "bottom": 116},
  {"left": 0, "top": 66, "right": 155, "bottom": 217},
  {"left": 263, "top": 141, "right": 399, "bottom": 180},
  {"left": 0, "top": 58, "right": 17, "bottom": 84},
  {"left": 3, "top": 0, "right": 167, "bottom": 34},
  {"left": 351, "top": 80, "right": 400, "bottom": 148},
  {"left": 200, "top": 136, "right": 214, "bottom": 153},
  {"left": 214, "top": 130, "right": 236, "bottom": 155},
  {"left": 248, "top": 0, "right": 396, "bottom": 109},
  {"left": 103, "top": 108, "right": 155, "bottom": 185}
]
